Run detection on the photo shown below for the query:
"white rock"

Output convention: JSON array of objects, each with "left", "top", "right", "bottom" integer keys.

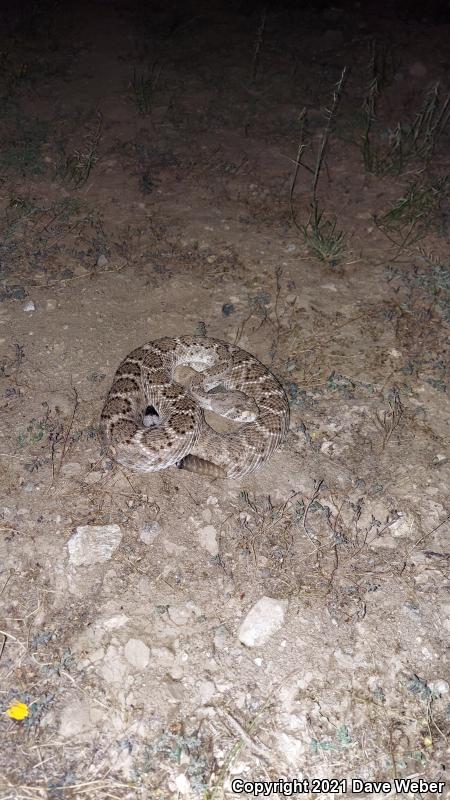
[
  {"left": 198, "top": 524, "right": 219, "bottom": 556},
  {"left": 428, "top": 680, "right": 449, "bottom": 696},
  {"left": 68, "top": 524, "right": 122, "bottom": 565},
  {"left": 23, "top": 300, "right": 36, "bottom": 312},
  {"left": 389, "top": 513, "right": 414, "bottom": 538},
  {"left": 320, "top": 440, "right": 333, "bottom": 453},
  {"left": 238, "top": 596, "right": 288, "bottom": 647},
  {"left": 169, "top": 664, "right": 184, "bottom": 681},
  {"left": 276, "top": 732, "right": 306, "bottom": 764},
  {"left": 124, "top": 638, "right": 150, "bottom": 669},
  {"left": 175, "top": 774, "right": 191, "bottom": 795},
  {"left": 96, "top": 254, "right": 108, "bottom": 267},
  {"left": 103, "top": 614, "right": 128, "bottom": 630}
]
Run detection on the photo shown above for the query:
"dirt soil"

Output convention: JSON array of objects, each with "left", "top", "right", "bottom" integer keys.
[{"left": 0, "top": 1, "right": 449, "bottom": 798}]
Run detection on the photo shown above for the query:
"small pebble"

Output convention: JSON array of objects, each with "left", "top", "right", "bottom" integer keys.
[
  {"left": 222, "top": 303, "right": 235, "bottom": 316},
  {"left": 96, "top": 254, "right": 108, "bottom": 268},
  {"left": 175, "top": 774, "right": 191, "bottom": 796},
  {"left": 23, "top": 300, "right": 36, "bottom": 312},
  {"left": 428, "top": 679, "right": 449, "bottom": 696}
]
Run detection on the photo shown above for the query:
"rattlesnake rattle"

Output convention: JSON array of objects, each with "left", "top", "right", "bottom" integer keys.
[{"left": 101, "top": 335, "right": 290, "bottom": 478}]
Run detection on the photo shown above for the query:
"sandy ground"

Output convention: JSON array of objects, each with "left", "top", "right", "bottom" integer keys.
[{"left": 0, "top": 1, "right": 449, "bottom": 798}]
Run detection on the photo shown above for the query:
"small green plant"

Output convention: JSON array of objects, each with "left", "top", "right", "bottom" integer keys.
[
  {"left": 132, "top": 63, "right": 161, "bottom": 115},
  {"left": 362, "top": 77, "right": 450, "bottom": 175},
  {"left": 64, "top": 113, "right": 102, "bottom": 187},
  {"left": 301, "top": 205, "right": 347, "bottom": 265},
  {"left": 2, "top": 196, "right": 83, "bottom": 249},
  {"left": 290, "top": 68, "right": 348, "bottom": 266},
  {"left": 4, "top": 195, "right": 41, "bottom": 238},
  {"left": 17, "top": 418, "right": 46, "bottom": 448},
  {"left": 375, "top": 175, "right": 449, "bottom": 250},
  {"left": 374, "top": 388, "right": 404, "bottom": 450}
]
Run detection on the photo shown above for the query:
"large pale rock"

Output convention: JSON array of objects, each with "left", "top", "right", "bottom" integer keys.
[
  {"left": 68, "top": 524, "right": 122, "bottom": 565},
  {"left": 124, "top": 638, "right": 150, "bottom": 669},
  {"left": 238, "top": 596, "right": 288, "bottom": 647}
]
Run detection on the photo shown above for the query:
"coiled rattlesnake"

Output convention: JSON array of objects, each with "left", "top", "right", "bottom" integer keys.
[{"left": 101, "top": 336, "right": 289, "bottom": 478}]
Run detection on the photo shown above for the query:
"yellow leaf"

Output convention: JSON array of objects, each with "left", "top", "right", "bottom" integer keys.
[{"left": 5, "top": 701, "right": 29, "bottom": 720}]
